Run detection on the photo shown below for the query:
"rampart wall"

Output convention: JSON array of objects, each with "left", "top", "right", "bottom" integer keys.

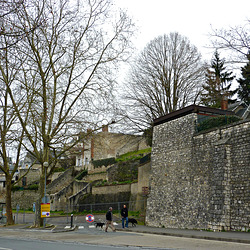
[{"left": 146, "top": 114, "right": 249, "bottom": 231}]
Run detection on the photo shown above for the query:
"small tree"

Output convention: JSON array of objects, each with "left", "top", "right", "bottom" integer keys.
[
  {"left": 201, "top": 51, "right": 235, "bottom": 108},
  {"left": 236, "top": 53, "right": 250, "bottom": 105}
]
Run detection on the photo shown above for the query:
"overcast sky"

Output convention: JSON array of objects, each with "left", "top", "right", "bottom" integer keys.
[{"left": 115, "top": 0, "right": 250, "bottom": 61}]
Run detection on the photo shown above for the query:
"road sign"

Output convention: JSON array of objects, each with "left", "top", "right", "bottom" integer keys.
[
  {"left": 41, "top": 203, "right": 50, "bottom": 218},
  {"left": 86, "top": 214, "right": 94, "bottom": 223}
]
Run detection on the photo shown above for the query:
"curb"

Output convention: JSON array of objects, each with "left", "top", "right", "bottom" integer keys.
[
  {"left": 116, "top": 229, "right": 250, "bottom": 244},
  {"left": 52, "top": 225, "right": 77, "bottom": 233}
]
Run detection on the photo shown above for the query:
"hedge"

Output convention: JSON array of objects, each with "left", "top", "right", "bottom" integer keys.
[
  {"left": 92, "top": 157, "right": 116, "bottom": 168},
  {"left": 197, "top": 115, "right": 241, "bottom": 132}
]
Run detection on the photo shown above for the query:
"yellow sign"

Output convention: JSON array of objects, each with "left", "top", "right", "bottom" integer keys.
[{"left": 41, "top": 203, "right": 50, "bottom": 218}]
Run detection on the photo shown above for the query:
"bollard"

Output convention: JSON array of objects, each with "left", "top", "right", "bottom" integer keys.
[{"left": 71, "top": 214, "right": 73, "bottom": 228}]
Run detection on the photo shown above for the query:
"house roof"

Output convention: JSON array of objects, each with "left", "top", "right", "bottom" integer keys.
[
  {"left": 228, "top": 101, "right": 250, "bottom": 120},
  {"left": 153, "top": 105, "right": 235, "bottom": 126}
]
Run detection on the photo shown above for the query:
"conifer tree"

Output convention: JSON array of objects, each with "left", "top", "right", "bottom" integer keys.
[
  {"left": 201, "top": 51, "right": 235, "bottom": 108},
  {"left": 237, "top": 53, "right": 250, "bottom": 105}
]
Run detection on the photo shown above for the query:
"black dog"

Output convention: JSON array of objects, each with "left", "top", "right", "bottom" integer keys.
[
  {"left": 128, "top": 218, "right": 138, "bottom": 227},
  {"left": 94, "top": 222, "right": 105, "bottom": 228}
]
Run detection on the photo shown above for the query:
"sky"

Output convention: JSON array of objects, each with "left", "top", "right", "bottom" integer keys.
[{"left": 115, "top": 0, "right": 250, "bottom": 62}]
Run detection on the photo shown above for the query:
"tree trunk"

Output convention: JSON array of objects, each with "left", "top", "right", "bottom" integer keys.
[
  {"left": 6, "top": 175, "right": 14, "bottom": 225},
  {"left": 34, "top": 174, "right": 45, "bottom": 227}
]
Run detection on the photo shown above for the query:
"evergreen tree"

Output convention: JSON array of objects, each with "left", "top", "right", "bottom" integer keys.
[
  {"left": 237, "top": 53, "right": 250, "bottom": 105},
  {"left": 201, "top": 50, "right": 235, "bottom": 108}
]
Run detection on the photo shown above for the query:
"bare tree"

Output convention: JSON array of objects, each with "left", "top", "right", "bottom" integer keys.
[
  {"left": 210, "top": 19, "right": 250, "bottom": 64},
  {"left": 123, "top": 32, "right": 205, "bottom": 131},
  {"left": 4, "top": 0, "right": 135, "bottom": 226},
  {"left": 0, "top": 33, "right": 31, "bottom": 224},
  {"left": 0, "top": 0, "right": 43, "bottom": 49}
]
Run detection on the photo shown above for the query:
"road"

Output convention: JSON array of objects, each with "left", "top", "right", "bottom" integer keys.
[
  {"left": 0, "top": 227, "right": 249, "bottom": 250},
  {"left": 0, "top": 237, "right": 168, "bottom": 250}
]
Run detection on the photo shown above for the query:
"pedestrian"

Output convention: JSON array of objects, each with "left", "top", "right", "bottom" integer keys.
[
  {"left": 105, "top": 207, "right": 116, "bottom": 232},
  {"left": 121, "top": 204, "right": 128, "bottom": 228}
]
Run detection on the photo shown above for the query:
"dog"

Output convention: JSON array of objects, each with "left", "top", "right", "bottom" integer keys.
[
  {"left": 128, "top": 218, "right": 138, "bottom": 227},
  {"left": 94, "top": 222, "right": 105, "bottom": 228}
]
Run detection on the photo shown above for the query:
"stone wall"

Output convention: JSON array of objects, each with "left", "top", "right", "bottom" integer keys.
[
  {"left": 78, "top": 161, "right": 151, "bottom": 212},
  {"left": 146, "top": 114, "right": 250, "bottom": 231},
  {"left": 92, "top": 132, "right": 147, "bottom": 161},
  {"left": 47, "top": 168, "right": 74, "bottom": 194},
  {"left": 106, "top": 160, "right": 139, "bottom": 182},
  {"left": 83, "top": 172, "right": 107, "bottom": 182},
  {"left": 19, "top": 168, "right": 41, "bottom": 186},
  {"left": 12, "top": 190, "right": 38, "bottom": 209},
  {"left": 92, "top": 183, "right": 131, "bottom": 195}
]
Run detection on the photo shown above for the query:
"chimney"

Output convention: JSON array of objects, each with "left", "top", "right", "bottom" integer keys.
[
  {"left": 102, "top": 125, "right": 108, "bottom": 132},
  {"left": 221, "top": 96, "right": 228, "bottom": 110}
]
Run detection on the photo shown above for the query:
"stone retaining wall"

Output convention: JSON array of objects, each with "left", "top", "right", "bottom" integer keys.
[
  {"left": 146, "top": 114, "right": 249, "bottom": 231},
  {"left": 12, "top": 190, "right": 38, "bottom": 209}
]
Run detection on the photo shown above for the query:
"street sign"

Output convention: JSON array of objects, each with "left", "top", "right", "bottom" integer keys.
[
  {"left": 41, "top": 203, "right": 50, "bottom": 218},
  {"left": 86, "top": 214, "right": 94, "bottom": 223}
]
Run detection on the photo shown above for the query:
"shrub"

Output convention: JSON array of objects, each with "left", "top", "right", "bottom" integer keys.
[
  {"left": 75, "top": 169, "right": 88, "bottom": 180},
  {"left": 27, "top": 184, "right": 39, "bottom": 190},
  {"left": 11, "top": 185, "right": 21, "bottom": 192},
  {"left": 92, "top": 157, "right": 116, "bottom": 168},
  {"left": 197, "top": 115, "right": 241, "bottom": 132}
]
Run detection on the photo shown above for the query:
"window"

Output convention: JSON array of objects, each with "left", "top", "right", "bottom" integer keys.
[
  {"left": 22, "top": 177, "right": 27, "bottom": 186},
  {"left": 85, "top": 157, "right": 89, "bottom": 165}
]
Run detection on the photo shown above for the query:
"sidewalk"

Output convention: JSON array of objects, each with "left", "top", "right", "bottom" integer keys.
[{"left": 116, "top": 225, "right": 250, "bottom": 244}]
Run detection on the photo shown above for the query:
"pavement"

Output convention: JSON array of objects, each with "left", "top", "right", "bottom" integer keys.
[{"left": 1, "top": 221, "right": 249, "bottom": 245}]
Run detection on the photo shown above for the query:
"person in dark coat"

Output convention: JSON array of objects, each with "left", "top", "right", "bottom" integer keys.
[
  {"left": 105, "top": 207, "right": 116, "bottom": 232},
  {"left": 121, "top": 204, "right": 128, "bottom": 228}
]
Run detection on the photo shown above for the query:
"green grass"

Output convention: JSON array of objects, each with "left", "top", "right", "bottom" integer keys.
[{"left": 116, "top": 148, "right": 151, "bottom": 162}]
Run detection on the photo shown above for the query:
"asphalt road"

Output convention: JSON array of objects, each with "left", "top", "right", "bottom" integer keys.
[
  {"left": 0, "top": 226, "right": 250, "bottom": 250},
  {"left": 0, "top": 237, "right": 170, "bottom": 250}
]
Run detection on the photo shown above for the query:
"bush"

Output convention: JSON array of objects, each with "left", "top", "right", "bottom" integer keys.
[
  {"left": 75, "top": 169, "right": 88, "bottom": 180},
  {"left": 53, "top": 167, "right": 65, "bottom": 173},
  {"left": 92, "top": 157, "right": 116, "bottom": 168},
  {"left": 11, "top": 185, "right": 21, "bottom": 192},
  {"left": 197, "top": 115, "right": 241, "bottom": 132},
  {"left": 27, "top": 184, "right": 39, "bottom": 190}
]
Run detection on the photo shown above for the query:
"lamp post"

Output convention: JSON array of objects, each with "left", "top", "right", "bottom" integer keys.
[{"left": 43, "top": 161, "right": 49, "bottom": 228}]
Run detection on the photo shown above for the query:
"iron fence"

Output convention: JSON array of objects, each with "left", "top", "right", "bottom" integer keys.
[{"left": 8, "top": 199, "right": 147, "bottom": 225}]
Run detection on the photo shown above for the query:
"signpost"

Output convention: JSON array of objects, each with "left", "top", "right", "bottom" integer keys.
[{"left": 41, "top": 203, "right": 50, "bottom": 218}]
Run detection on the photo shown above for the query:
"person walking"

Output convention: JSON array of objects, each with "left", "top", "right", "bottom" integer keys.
[
  {"left": 105, "top": 207, "right": 116, "bottom": 232},
  {"left": 121, "top": 204, "right": 128, "bottom": 228}
]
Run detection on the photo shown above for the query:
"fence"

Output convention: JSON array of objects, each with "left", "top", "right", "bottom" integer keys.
[
  {"left": 71, "top": 199, "right": 147, "bottom": 214},
  {"left": 5, "top": 199, "right": 147, "bottom": 225}
]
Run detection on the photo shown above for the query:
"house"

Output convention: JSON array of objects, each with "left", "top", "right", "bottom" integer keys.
[
  {"left": 228, "top": 101, "right": 250, "bottom": 120},
  {"left": 72, "top": 125, "right": 148, "bottom": 171},
  {"left": 0, "top": 157, "right": 18, "bottom": 190}
]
